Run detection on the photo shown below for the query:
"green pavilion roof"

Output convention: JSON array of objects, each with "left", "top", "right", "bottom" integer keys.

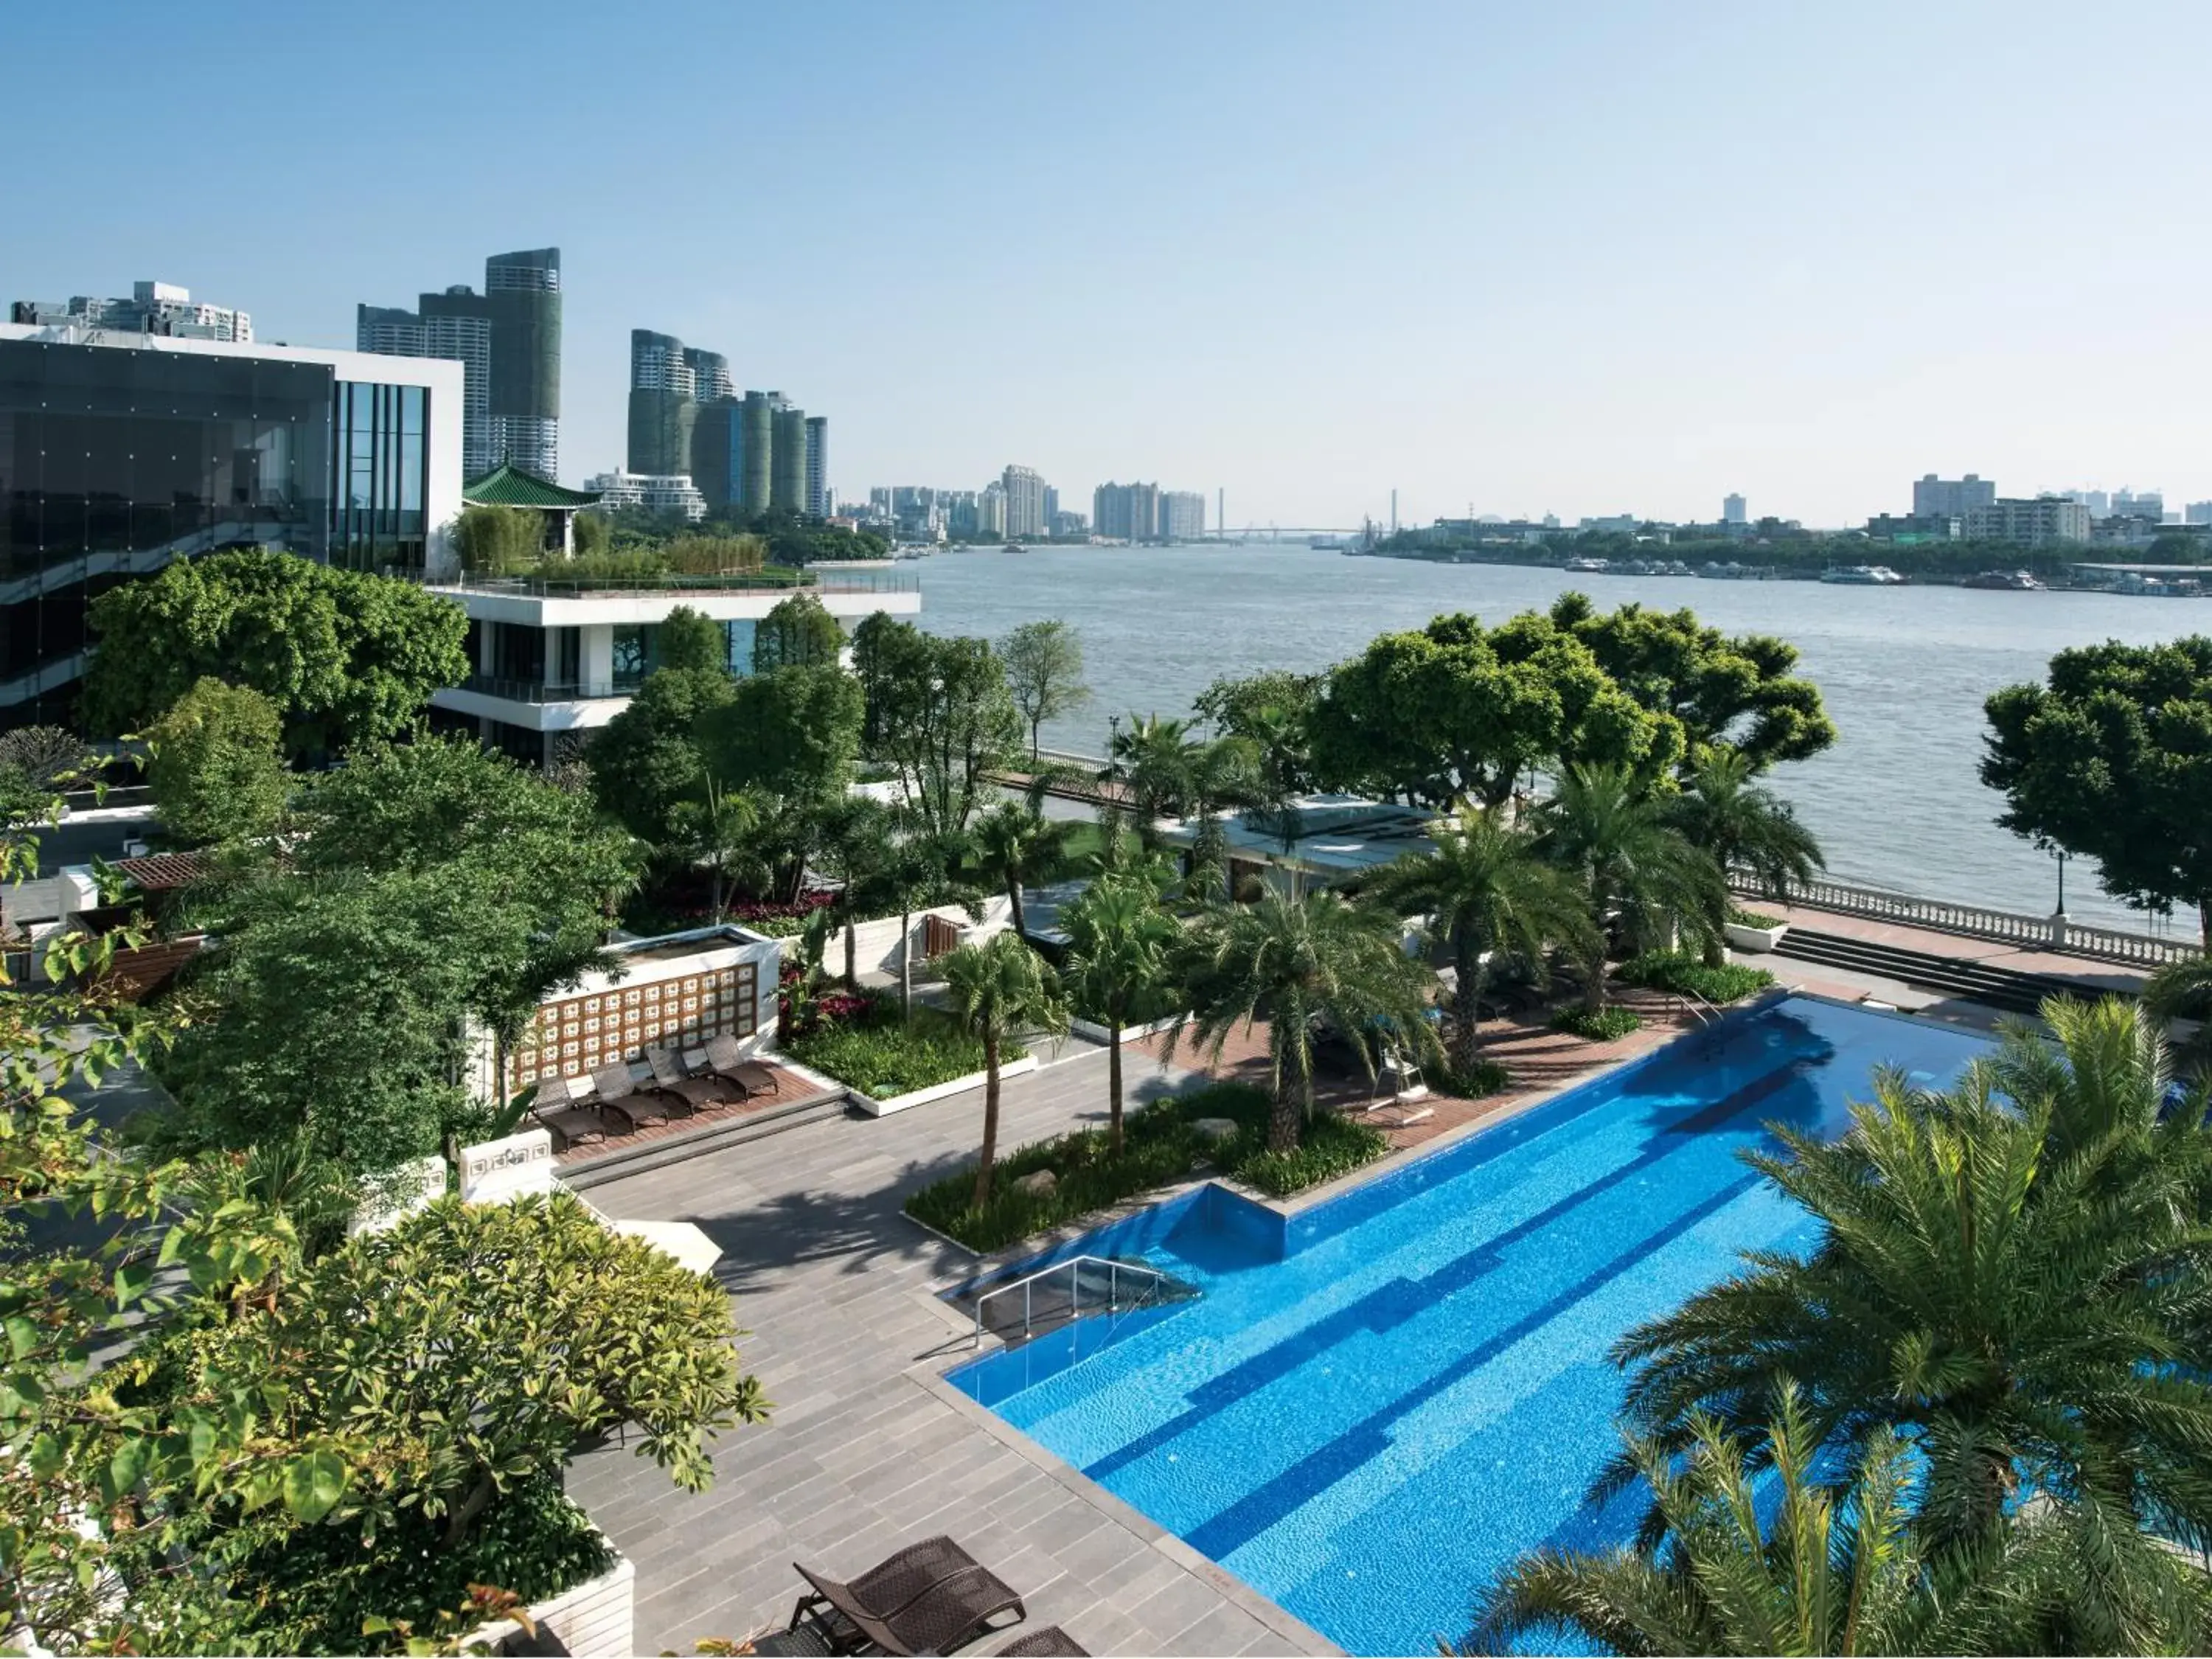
[{"left": 462, "top": 463, "right": 602, "bottom": 509}]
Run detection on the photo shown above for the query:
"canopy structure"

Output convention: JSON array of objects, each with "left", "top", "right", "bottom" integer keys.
[{"left": 462, "top": 463, "right": 602, "bottom": 555}]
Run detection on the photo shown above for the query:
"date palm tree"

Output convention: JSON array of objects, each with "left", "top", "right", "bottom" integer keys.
[
  {"left": 1538, "top": 763, "right": 1727, "bottom": 1009},
  {"left": 971, "top": 800, "right": 1077, "bottom": 939},
  {"left": 2144, "top": 951, "right": 2212, "bottom": 1078},
  {"left": 1605, "top": 1023, "right": 2212, "bottom": 1565},
  {"left": 939, "top": 931, "right": 1068, "bottom": 1208},
  {"left": 1369, "top": 805, "right": 1596, "bottom": 1074},
  {"left": 814, "top": 796, "right": 894, "bottom": 991},
  {"left": 1060, "top": 875, "right": 1183, "bottom": 1153},
  {"left": 1168, "top": 891, "right": 1439, "bottom": 1153},
  {"left": 1670, "top": 744, "right": 1825, "bottom": 913}
]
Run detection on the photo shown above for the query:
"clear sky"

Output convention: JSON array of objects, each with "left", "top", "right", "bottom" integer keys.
[{"left": 8, "top": 0, "right": 2210, "bottom": 527}]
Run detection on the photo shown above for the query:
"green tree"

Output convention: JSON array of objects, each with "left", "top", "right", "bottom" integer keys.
[
  {"left": 971, "top": 800, "right": 1078, "bottom": 939},
  {"left": 82, "top": 548, "right": 470, "bottom": 757},
  {"left": 589, "top": 666, "right": 737, "bottom": 849},
  {"left": 1060, "top": 876, "right": 1182, "bottom": 1153},
  {"left": 1194, "top": 669, "right": 1322, "bottom": 798},
  {"left": 573, "top": 508, "right": 611, "bottom": 558},
  {"left": 1370, "top": 807, "right": 1594, "bottom": 1072},
  {"left": 1466, "top": 1380, "right": 2210, "bottom": 1658},
  {"left": 853, "top": 620, "right": 1021, "bottom": 839},
  {"left": 1548, "top": 592, "right": 1837, "bottom": 773},
  {"left": 655, "top": 604, "right": 730, "bottom": 674},
  {"left": 1000, "top": 619, "right": 1091, "bottom": 762},
  {"left": 1538, "top": 765, "right": 1727, "bottom": 1009},
  {"left": 1170, "top": 891, "right": 1439, "bottom": 1153},
  {"left": 849, "top": 814, "right": 963, "bottom": 1016},
  {"left": 1607, "top": 1004, "right": 2212, "bottom": 1565},
  {"left": 752, "top": 593, "right": 846, "bottom": 672},
  {"left": 1983, "top": 637, "right": 2212, "bottom": 945},
  {"left": 1670, "top": 745, "right": 1825, "bottom": 897},
  {"left": 813, "top": 795, "right": 895, "bottom": 992},
  {"left": 145, "top": 676, "right": 289, "bottom": 847},
  {"left": 452, "top": 504, "right": 543, "bottom": 576},
  {"left": 697, "top": 662, "right": 864, "bottom": 801},
  {"left": 2145, "top": 952, "right": 2212, "bottom": 1077},
  {"left": 672, "top": 776, "right": 759, "bottom": 919},
  {"left": 939, "top": 932, "right": 1068, "bottom": 1208},
  {"left": 1307, "top": 611, "right": 1677, "bottom": 809}
]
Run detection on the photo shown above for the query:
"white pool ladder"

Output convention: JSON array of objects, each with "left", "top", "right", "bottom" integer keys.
[{"left": 972, "top": 1254, "right": 1175, "bottom": 1346}]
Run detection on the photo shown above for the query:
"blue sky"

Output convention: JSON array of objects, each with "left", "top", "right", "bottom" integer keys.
[{"left": 8, "top": 0, "right": 2210, "bottom": 526}]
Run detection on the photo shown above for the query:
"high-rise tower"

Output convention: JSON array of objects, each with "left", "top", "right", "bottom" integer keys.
[
  {"left": 771, "top": 403, "right": 808, "bottom": 511},
  {"left": 738, "top": 392, "right": 779, "bottom": 514},
  {"left": 626, "top": 329, "right": 696, "bottom": 477},
  {"left": 804, "top": 416, "right": 828, "bottom": 516}
]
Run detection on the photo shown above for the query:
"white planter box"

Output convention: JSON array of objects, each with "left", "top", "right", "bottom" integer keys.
[
  {"left": 1066, "top": 1012, "right": 1183, "bottom": 1046},
  {"left": 467, "top": 1541, "right": 633, "bottom": 1657},
  {"left": 1725, "top": 921, "right": 1789, "bottom": 952},
  {"left": 846, "top": 1052, "right": 1040, "bottom": 1116}
]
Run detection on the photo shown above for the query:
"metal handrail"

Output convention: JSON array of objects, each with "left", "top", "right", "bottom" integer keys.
[
  {"left": 972, "top": 1253, "right": 1173, "bottom": 1345},
  {"left": 1673, "top": 989, "right": 1722, "bottom": 1026}
]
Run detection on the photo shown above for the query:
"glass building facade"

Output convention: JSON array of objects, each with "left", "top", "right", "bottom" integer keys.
[{"left": 0, "top": 335, "right": 437, "bottom": 726}]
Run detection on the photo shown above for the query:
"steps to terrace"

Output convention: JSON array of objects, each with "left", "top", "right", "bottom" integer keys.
[{"left": 1766, "top": 926, "right": 2107, "bottom": 1016}]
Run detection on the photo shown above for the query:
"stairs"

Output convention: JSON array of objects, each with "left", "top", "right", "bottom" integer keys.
[
  {"left": 557, "top": 1091, "right": 849, "bottom": 1189},
  {"left": 1767, "top": 927, "right": 2104, "bottom": 1016},
  {"left": 964, "top": 1254, "right": 1202, "bottom": 1350}
]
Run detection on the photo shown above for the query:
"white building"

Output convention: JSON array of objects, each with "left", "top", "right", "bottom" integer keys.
[
  {"left": 1963, "top": 495, "right": 2091, "bottom": 546},
  {"left": 976, "top": 482, "right": 1008, "bottom": 538},
  {"left": 1001, "top": 465, "right": 1048, "bottom": 539},
  {"left": 583, "top": 470, "right": 709, "bottom": 521},
  {"left": 10, "top": 280, "right": 251, "bottom": 342},
  {"left": 1722, "top": 493, "right": 1747, "bottom": 525},
  {"left": 1160, "top": 490, "right": 1206, "bottom": 540},
  {"left": 1913, "top": 473, "right": 1995, "bottom": 518}
]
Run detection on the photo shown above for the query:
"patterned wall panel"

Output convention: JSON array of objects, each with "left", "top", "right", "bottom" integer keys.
[{"left": 509, "top": 962, "right": 758, "bottom": 1093}]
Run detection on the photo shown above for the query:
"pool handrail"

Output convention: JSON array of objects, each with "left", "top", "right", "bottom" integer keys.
[{"left": 972, "top": 1253, "right": 1175, "bottom": 1346}]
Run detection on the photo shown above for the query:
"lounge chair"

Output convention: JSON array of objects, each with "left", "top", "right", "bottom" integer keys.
[
  {"left": 591, "top": 1060, "right": 674, "bottom": 1133},
  {"left": 529, "top": 1075, "right": 608, "bottom": 1150},
  {"left": 994, "top": 1630, "right": 1087, "bottom": 1658},
  {"left": 788, "top": 1536, "right": 1024, "bottom": 1656},
  {"left": 647, "top": 1043, "right": 744, "bottom": 1110},
  {"left": 704, "top": 1032, "right": 781, "bottom": 1099}
]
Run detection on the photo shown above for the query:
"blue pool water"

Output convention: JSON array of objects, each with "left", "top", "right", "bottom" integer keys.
[{"left": 947, "top": 995, "right": 1994, "bottom": 1656}]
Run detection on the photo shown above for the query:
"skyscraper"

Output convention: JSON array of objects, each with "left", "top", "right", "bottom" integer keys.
[
  {"left": 738, "top": 392, "right": 778, "bottom": 514},
  {"left": 359, "top": 247, "right": 561, "bottom": 480},
  {"left": 1001, "top": 465, "right": 1048, "bottom": 538},
  {"left": 1160, "top": 490, "right": 1205, "bottom": 540},
  {"left": 1722, "top": 493, "right": 1747, "bottom": 525},
  {"left": 1093, "top": 481, "right": 1161, "bottom": 541},
  {"left": 771, "top": 404, "right": 809, "bottom": 511},
  {"left": 626, "top": 329, "right": 696, "bottom": 477},
  {"left": 805, "top": 416, "right": 828, "bottom": 516}
]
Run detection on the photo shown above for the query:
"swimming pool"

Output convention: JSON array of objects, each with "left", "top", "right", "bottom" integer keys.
[{"left": 947, "top": 995, "right": 1994, "bottom": 1655}]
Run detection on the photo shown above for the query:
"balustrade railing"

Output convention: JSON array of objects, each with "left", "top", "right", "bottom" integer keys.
[{"left": 1732, "top": 874, "right": 2197, "bottom": 968}]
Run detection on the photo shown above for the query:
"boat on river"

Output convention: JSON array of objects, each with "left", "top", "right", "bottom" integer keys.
[
  {"left": 1963, "top": 569, "right": 2045, "bottom": 591},
  {"left": 1820, "top": 564, "right": 1907, "bottom": 585}
]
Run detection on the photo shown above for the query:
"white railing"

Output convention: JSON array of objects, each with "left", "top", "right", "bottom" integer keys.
[{"left": 1735, "top": 874, "right": 2197, "bottom": 969}]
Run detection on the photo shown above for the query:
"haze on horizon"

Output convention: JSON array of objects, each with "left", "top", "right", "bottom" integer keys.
[{"left": 7, "top": 0, "right": 2208, "bottom": 529}]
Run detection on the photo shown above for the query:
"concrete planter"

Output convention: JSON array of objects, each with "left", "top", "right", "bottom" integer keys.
[
  {"left": 1066, "top": 1012, "right": 1183, "bottom": 1046},
  {"left": 1725, "top": 920, "right": 1790, "bottom": 953},
  {"left": 846, "top": 1052, "right": 1040, "bottom": 1116},
  {"left": 467, "top": 1539, "right": 633, "bottom": 1657}
]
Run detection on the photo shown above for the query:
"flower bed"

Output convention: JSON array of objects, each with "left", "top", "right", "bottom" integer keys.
[
  {"left": 1619, "top": 949, "right": 1776, "bottom": 1005},
  {"left": 905, "top": 1081, "right": 1391, "bottom": 1252},
  {"left": 782, "top": 1005, "right": 986, "bottom": 1100},
  {"left": 1550, "top": 1005, "right": 1644, "bottom": 1041},
  {"left": 732, "top": 891, "right": 835, "bottom": 937}
]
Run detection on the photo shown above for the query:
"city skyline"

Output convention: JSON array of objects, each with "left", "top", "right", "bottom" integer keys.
[{"left": 12, "top": 1, "right": 2212, "bottom": 525}]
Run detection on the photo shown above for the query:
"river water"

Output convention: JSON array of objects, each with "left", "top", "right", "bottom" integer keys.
[{"left": 913, "top": 543, "right": 2204, "bottom": 936}]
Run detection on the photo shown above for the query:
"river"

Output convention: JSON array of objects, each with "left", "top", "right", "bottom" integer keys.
[{"left": 911, "top": 543, "right": 2204, "bottom": 936}]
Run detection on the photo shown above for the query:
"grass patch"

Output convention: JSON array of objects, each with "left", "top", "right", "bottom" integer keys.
[
  {"left": 904, "top": 1079, "right": 1391, "bottom": 1251},
  {"left": 1619, "top": 949, "right": 1777, "bottom": 1005},
  {"left": 1550, "top": 1005, "right": 1644, "bottom": 1042},
  {"left": 784, "top": 1006, "right": 986, "bottom": 1099}
]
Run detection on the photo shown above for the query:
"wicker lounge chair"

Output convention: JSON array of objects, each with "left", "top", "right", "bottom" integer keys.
[
  {"left": 591, "top": 1061, "right": 674, "bottom": 1132},
  {"left": 529, "top": 1075, "right": 608, "bottom": 1150},
  {"left": 993, "top": 1629, "right": 1087, "bottom": 1658},
  {"left": 646, "top": 1043, "right": 742, "bottom": 1110},
  {"left": 788, "top": 1536, "right": 1024, "bottom": 1656},
  {"left": 704, "top": 1032, "right": 781, "bottom": 1099}
]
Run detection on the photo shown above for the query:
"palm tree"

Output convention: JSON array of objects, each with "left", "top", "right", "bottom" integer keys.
[
  {"left": 812, "top": 796, "right": 894, "bottom": 991},
  {"left": 673, "top": 775, "right": 759, "bottom": 920},
  {"left": 1538, "top": 763, "right": 1727, "bottom": 1009},
  {"left": 2145, "top": 952, "right": 2212, "bottom": 1078},
  {"left": 1605, "top": 1031, "right": 2212, "bottom": 1563},
  {"left": 1469, "top": 1379, "right": 2212, "bottom": 1657},
  {"left": 970, "top": 800, "right": 1077, "bottom": 939},
  {"left": 1671, "top": 745, "right": 1825, "bottom": 903},
  {"left": 1103, "top": 712, "right": 1195, "bottom": 835},
  {"left": 1169, "top": 891, "right": 1439, "bottom": 1153},
  {"left": 849, "top": 813, "right": 966, "bottom": 1018},
  {"left": 939, "top": 931, "right": 1069, "bottom": 1208},
  {"left": 1369, "top": 806, "right": 1595, "bottom": 1074},
  {"left": 1060, "top": 875, "right": 1183, "bottom": 1154}
]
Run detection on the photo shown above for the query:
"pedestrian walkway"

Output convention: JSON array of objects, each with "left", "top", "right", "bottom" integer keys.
[{"left": 1753, "top": 903, "right": 2151, "bottom": 1001}]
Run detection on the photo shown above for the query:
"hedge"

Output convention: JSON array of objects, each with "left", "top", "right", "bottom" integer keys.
[{"left": 1618, "top": 949, "right": 1776, "bottom": 1006}]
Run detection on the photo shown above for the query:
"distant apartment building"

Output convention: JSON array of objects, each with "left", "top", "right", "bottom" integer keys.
[
  {"left": 1912, "top": 473, "right": 1996, "bottom": 519},
  {"left": 1043, "top": 485, "right": 1060, "bottom": 526},
  {"left": 770, "top": 406, "right": 810, "bottom": 512},
  {"left": 627, "top": 330, "right": 698, "bottom": 478},
  {"left": 2111, "top": 488, "right": 2165, "bottom": 523},
  {"left": 1051, "top": 508, "right": 1089, "bottom": 538},
  {"left": 805, "top": 417, "right": 829, "bottom": 515},
  {"left": 1093, "top": 481, "right": 1161, "bottom": 541},
  {"left": 583, "top": 470, "right": 708, "bottom": 521},
  {"left": 2186, "top": 501, "right": 2212, "bottom": 526},
  {"left": 1160, "top": 490, "right": 1206, "bottom": 540},
  {"left": 2064, "top": 488, "right": 2111, "bottom": 518},
  {"left": 1722, "top": 493, "right": 1747, "bottom": 526},
  {"left": 1001, "top": 465, "right": 1048, "bottom": 538},
  {"left": 359, "top": 247, "right": 561, "bottom": 481},
  {"left": 11, "top": 279, "right": 251, "bottom": 342},
  {"left": 1865, "top": 512, "right": 1961, "bottom": 543},
  {"left": 1962, "top": 495, "right": 2090, "bottom": 546},
  {"left": 0, "top": 321, "right": 463, "bottom": 726},
  {"left": 975, "top": 483, "right": 1009, "bottom": 537}
]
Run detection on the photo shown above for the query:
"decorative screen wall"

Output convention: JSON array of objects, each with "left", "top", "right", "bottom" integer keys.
[{"left": 510, "top": 962, "right": 758, "bottom": 1092}]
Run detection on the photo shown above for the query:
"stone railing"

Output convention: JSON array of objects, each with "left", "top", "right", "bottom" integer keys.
[{"left": 1733, "top": 874, "right": 2197, "bottom": 969}]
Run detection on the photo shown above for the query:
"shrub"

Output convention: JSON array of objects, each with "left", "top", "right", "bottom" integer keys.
[
  {"left": 785, "top": 1008, "right": 986, "bottom": 1099},
  {"left": 1551, "top": 1006, "right": 1644, "bottom": 1041},
  {"left": 1434, "top": 1058, "right": 1511, "bottom": 1099},
  {"left": 1619, "top": 949, "right": 1776, "bottom": 1005},
  {"left": 1231, "top": 1115, "right": 1391, "bottom": 1198},
  {"left": 734, "top": 891, "right": 835, "bottom": 936},
  {"left": 1728, "top": 905, "right": 1786, "bottom": 929}
]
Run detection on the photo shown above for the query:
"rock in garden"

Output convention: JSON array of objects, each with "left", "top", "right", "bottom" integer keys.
[
  {"left": 1191, "top": 1117, "right": 1239, "bottom": 1143},
  {"left": 1013, "top": 1169, "right": 1057, "bottom": 1197}
]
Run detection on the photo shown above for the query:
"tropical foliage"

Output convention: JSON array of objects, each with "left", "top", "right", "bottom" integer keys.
[
  {"left": 1670, "top": 744, "right": 1826, "bottom": 908},
  {"left": 1060, "top": 874, "right": 1183, "bottom": 1152},
  {"left": 144, "top": 675, "right": 290, "bottom": 848},
  {"left": 939, "top": 931, "right": 1068, "bottom": 1206}
]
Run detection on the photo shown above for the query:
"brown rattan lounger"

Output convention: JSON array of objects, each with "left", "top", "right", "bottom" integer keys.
[
  {"left": 529, "top": 1075, "right": 609, "bottom": 1150},
  {"left": 705, "top": 1032, "right": 781, "bottom": 1098},
  {"left": 647, "top": 1043, "right": 742, "bottom": 1110},
  {"left": 789, "top": 1536, "right": 1024, "bottom": 1656},
  {"left": 994, "top": 1628, "right": 1088, "bottom": 1658},
  {"left": 591, "top": 1061, "right": 674, "bottom": 1131}
]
